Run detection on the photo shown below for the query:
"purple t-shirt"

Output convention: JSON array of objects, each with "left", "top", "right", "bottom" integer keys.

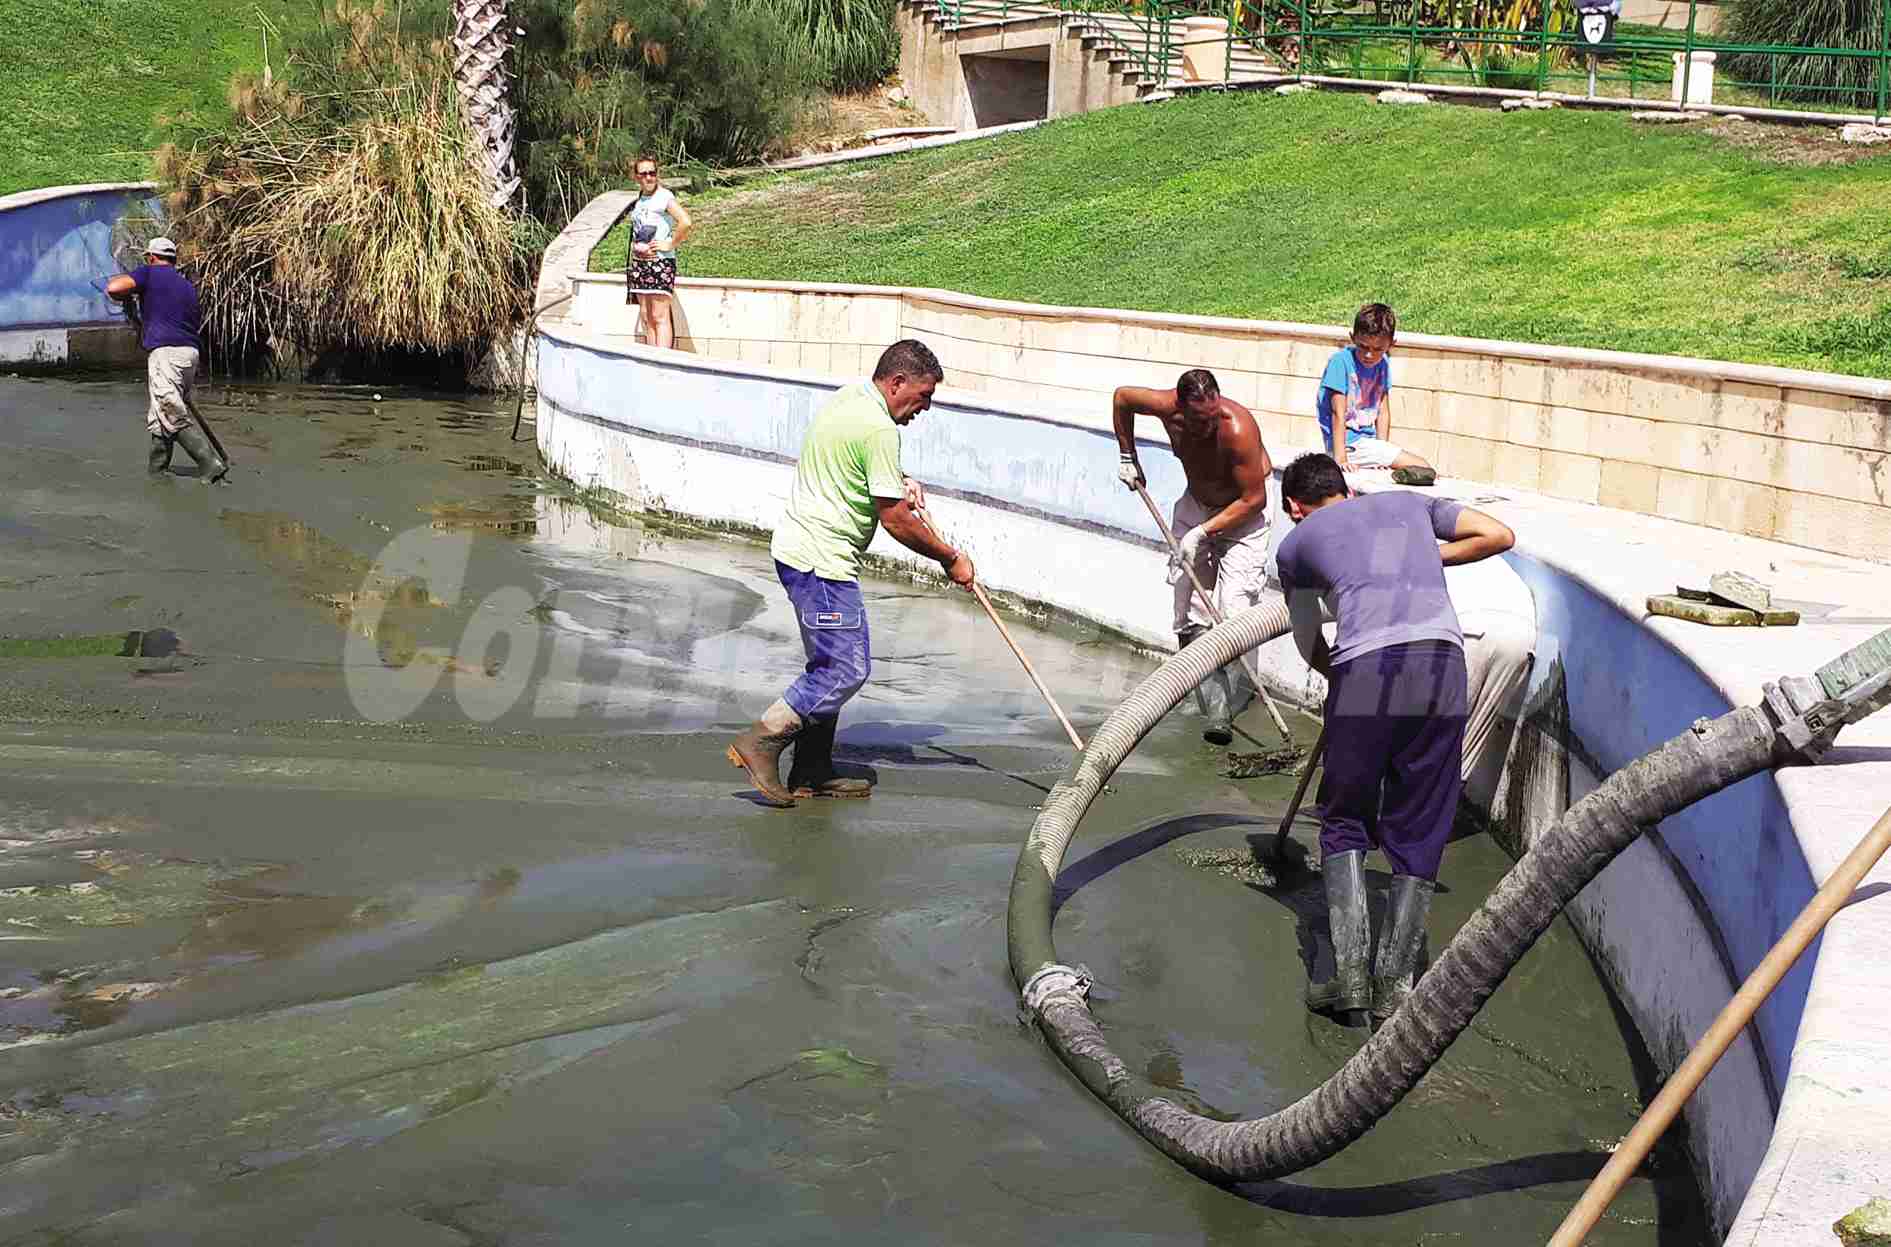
[
  {"left": 1276, "top": 491, "right": 1466, "bottom": 665},
  {"left": 128, "top": 264, "right": 201, "bottom": 352}
]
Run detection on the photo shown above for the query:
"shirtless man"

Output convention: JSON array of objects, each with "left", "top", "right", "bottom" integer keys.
[{"left": 1113, "top": 368, "right": 1273, "bottom": 744}]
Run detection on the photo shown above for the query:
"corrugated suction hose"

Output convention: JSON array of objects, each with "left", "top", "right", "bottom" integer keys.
[{"left": 1008, "top": 601, "right": 1796, "bottom": 1183}]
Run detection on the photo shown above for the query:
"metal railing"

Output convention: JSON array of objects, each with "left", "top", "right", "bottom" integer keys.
[
  {"left": 1180, "top": 0, "right": 1891, "bottom": 120},
  {"left": 932, "top": 0, "right": 1182, "bottom": 83}
]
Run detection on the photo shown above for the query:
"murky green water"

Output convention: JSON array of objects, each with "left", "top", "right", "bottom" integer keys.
[{"left": 0, "top": 376, "right": 1707, "bottom": 1244}]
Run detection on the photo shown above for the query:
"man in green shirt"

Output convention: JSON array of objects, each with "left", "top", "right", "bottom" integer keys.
[{"left": 727, "top": 340, "right": 976, "bottom": 807}]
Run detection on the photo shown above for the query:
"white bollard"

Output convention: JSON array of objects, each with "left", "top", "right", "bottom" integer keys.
[{"left": 1670, "top": 50, "right": 1716, "bottom": 106}]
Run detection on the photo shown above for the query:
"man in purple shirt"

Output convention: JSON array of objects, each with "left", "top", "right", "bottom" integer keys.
[
  {"left": 105, "top": 237, "right": 225, "bottom": 482},
  {"left": 1275, "top": 452, "right": 1514, "bottom": 1025}
]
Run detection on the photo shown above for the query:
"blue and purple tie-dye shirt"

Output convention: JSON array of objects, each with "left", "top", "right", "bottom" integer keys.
[{"left": 1315, "top": 345, "right": 1390, "bottom": 449}]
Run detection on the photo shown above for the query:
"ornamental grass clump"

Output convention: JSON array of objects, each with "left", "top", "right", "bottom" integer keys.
[{"left": 159, "top": 1, "right": 532, "bottom": 369}]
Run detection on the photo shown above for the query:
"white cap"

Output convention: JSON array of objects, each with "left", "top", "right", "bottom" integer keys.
[{"left": 145, "top": 237, "right": 178, "bottom": 259}]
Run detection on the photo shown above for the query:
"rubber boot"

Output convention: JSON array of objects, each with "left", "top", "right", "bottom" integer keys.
[
  {"left": 787, "top": 716, "right": 872, "bottom": 799},
  {"left": 147, "top": 434, "right": 174, "bottom": 475},
  {"left": 1178, "top": 627, "right": 1235, "bottom": 745},
  {"left": 172, "top": 422, "right": 227, "bottom": 483},
  {"left": 1306, "top": 850, "right": 1371, "bottom": 1022},
  {"left": 727, "top": 720, "right": 801, "bottom": 808},
  {"left": 1371, "top": 874, "right": 1436, "bottom": 1024}
]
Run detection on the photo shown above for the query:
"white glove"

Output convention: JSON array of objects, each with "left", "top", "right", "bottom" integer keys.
[
  {"left": 1167, "top": 524, "right": 1207, "bottom": 584},
  {"left": 1117, "top": 453, "right": 1144, "bottom": 491}
]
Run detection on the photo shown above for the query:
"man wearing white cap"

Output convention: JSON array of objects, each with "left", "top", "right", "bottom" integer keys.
[{"left": 105, "top": 237, "right": 225, "bottom": 481}]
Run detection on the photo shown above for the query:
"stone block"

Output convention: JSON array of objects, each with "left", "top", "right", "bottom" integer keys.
[
  {"left": 1378, "top": 88, "right": 1431, "bottom": 104},
  {"left": 1783, "top": 386, "right": 1891, "bottom": 452},
  {"left": 1543, "top": 364, "right": 1638, "bottom": 418},
  {"left": 1505, "top": 400, "right": 1551, "bottom": 448},
  {"left": 1395, "top": 386, "right": 1438, "bottom": 431},
  {"left": 1649, "top": 421, "right": 1721, "bottom": 477},
  {"left": 1251, "top": 372, "right": 1299, "bottom": 416},
  {"left": 1215, "top": 369, "right": 1262, "bottom": 410},
  {"left": 1021, "top": 316, "right": 1121, "bottom": 358},
  {"left": 1703, "top": 477, "right": 1779, "bottom": 539},
  {"left": 768, "top": 340, "right": 800, "bottom": 371},
  {"left": 848, "top": 296, "right": 902, "bottom": 345},
  {"left": 1539, "top": 450, "right": 1602, "bottom": 503},
  {"left": 1426, "top": 351, "right": 1503, "bottom": 400},
  {"left": 1500, "top": 358, "right": 1552, "bottom": 404},
  {"left": 1839, "top": 123, "right": 1891, "bottom": 145},
  {"left": 1443, "top": 393, "right": 1506, "bottom": 441},
  {"left": 1775, "top": 490, "right": 1891, "bottom": 561},
  {"left": 737, "top": 338, "right": 772, "bottom": 366},
  {"left": 1391, "top": 346, "right": 1443, "bottom": 392},
  {"left": 801, "top": 343, "right": 835, "bottom": 378},
  {"left": 1628, "top": 371, "right": 1714, "bottom": 425},
  {"left": 1274, "top": 82, "right": 1315, "bottom": 95},
  {"left": 1655, "top": 468, "right": 1710, "bottom": 525},
  {"left": 1594, "top": 412, "right": 1657, "bottom": 465},
  {"left": 1436, "top": 432, "right": 1497, "bottom": 484},
  {"left": 1253, "top": 336, "right": 1299, "bottom": 375},
  {"left": 1598, "top": 460, "right": 1659, "bottom": 513},
  {"left": 1492, "top": 442, "right": 1542, "bottom": 492},
  {"left": 1631, "top": 109, "right": 1707, "bottom": 123},
  {"left": 1774, "top": 438, "right": 1891, "bottom": 506},
  {"left": 1705, "top": 379, "right": 1785, "bottom": 434}
]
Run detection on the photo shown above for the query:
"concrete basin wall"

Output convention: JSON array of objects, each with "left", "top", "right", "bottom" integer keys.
[
  {"left": 540, "top": 278, "right": 1891, "bottom": 1244},
  {"left": 569, "top": 273, "right": 1891, "bottom": 566},
  {"left": 0, "top": 182, "right": 160, "bottom": 367}
]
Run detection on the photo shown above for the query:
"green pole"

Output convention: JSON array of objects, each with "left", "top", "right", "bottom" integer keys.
[
  {"left": 1302, "top": 0, "right": 1316, "bottom": 76},
  {"left": 1680, "top": 0, "right": 1697, "bottom": 107},
  {"left": 1878, "top": 0, "right": 1888, "bottom": 120},
  {"left": 1535, "top": 0, "right": 1554, "bottom": 92},
  {"left": 1407, "top": 0, "right": 1420, "bottom": 83}
]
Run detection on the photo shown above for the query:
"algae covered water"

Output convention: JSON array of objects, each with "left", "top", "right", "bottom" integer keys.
[{"left": 0, "top": 376, "right": 1708, "bottom": 1244}]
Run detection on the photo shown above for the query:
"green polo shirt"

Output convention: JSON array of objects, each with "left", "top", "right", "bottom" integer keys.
[{"left": 771, "top": 381, "right": 905, "bottom": 581}]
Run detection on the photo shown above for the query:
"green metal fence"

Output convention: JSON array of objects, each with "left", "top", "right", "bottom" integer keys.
[
  {"left": 934, "top": 0, "right": 1181, "bottom": 83},
  {"left": 1188, "top": 0, "right": 1891, "bottom": 119}
]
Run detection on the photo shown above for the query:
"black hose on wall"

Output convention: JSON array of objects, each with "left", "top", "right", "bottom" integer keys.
[{"left": 1007, "top": 602, "right": 1795, "bottom": 1183}]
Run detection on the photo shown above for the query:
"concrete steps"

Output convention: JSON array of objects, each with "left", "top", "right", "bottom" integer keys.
[{"left": 905, "top": 0, "right": 1282, "bottom": 94}]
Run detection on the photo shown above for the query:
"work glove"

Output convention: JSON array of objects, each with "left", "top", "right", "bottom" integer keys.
[
  {"left": 1117, "top": 453, "right": 1144, "bottom": 491},
  {"left": 1167, "top": 524, "right": 1207, "bottom": 584}
]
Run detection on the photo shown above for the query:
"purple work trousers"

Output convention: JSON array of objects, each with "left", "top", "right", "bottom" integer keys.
[
  {"left": 1316, "top": 639, "right": 1468, "bottom": 882},
  {"left": 777, "top": 560, "right": 871, "bottom": 720}
]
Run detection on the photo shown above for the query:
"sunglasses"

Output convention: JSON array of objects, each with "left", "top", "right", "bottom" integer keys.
[{"left": 635, "top": 169, "right": 658, "bottom": 177}]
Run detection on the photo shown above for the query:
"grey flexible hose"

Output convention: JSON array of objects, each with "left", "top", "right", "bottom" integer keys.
[{"left": 1008, "top": 602, "right": 1791, "bottom": 1182}]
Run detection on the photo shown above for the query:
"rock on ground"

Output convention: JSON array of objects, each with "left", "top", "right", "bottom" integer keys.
[{"left": 1836, "top": 1197, "right": 1891, "bottom": 1247}]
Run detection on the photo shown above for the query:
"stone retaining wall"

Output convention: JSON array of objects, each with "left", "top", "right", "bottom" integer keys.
[{"left": 567, "top": 273, "right": 1891, "bottom": 564}]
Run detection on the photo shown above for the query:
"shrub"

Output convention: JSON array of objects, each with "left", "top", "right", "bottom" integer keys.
[
  {"left": 1721, "top": 0, "right": 1890, "bottom": 110},
  {"left": 159, "top": 2, "right": 534, "bottom": 369}
]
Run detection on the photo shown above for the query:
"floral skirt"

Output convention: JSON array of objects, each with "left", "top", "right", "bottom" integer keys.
[{"left": 626, "top": 255, "right": 677, "bottom": 298}]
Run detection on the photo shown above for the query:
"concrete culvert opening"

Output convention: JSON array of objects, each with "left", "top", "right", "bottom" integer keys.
[{"left": 962, "top": 49, "right": 1051, "bottom": 126}]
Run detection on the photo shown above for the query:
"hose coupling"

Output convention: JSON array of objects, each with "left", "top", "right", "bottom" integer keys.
[{"left": 1764, "top": 625, "right": 1891, "bottom": 763}]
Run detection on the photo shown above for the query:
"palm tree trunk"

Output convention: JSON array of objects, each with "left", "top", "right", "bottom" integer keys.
[{"left": 451, "top": 0, "right": 522, "bottom": 210}]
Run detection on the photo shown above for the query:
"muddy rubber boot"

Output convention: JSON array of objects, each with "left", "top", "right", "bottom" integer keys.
[
  {"left": 1306, "top": 850, "right": 1371, "bottom": 1023},
  {"left": 1178, "top": 628, "right": 1235, "bottom": 746},
  {"left": 727, "top": 721, "right": 801, "bottom": 808},
  {"left": 172, "top": 423, "right": 228, "bottom": 483},
  {"left": 147, "top": 434, "right": 174, "bottom": 475},
  {"left": 1371, "top": 874, "right": 1435, "bottom": 1024},
  {"left": 787, "top": 716, "right": 872, "bottom": 799}
]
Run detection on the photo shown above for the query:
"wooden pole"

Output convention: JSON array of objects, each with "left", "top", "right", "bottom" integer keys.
[
  {"left": 1133, "top": 483, "right": 1294, "bottom": 741},
  {"left": 1272, "top": 724, "right": 1327, "bottom": 860},
  {"left": 1547, "top": 801, "right": 1891, "bottom": 1246},
  {"left": 917, "top": 508, "right": 1085, "bottom": 751}
]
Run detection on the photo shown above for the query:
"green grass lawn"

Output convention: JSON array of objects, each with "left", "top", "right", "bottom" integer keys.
[
  {"left": 0, "top": 0, "right": 305, "bottom": 196},
  {"left": 598, "top": 89, "right": 1891, "bottom": 376}
]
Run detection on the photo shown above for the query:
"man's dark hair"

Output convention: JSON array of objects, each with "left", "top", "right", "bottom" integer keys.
[
  {"left": 873, "top": 339, "right": 944, "bottom": 383},
  {"left": 1176, "top": 368, "right": 1220, "bottom": 407},
  {"left": 1281, "top": 453, "right": 1349, "bottom": 507},
  {"left": 1353, "top": 302, "right": 1397, "bottom": 339}
]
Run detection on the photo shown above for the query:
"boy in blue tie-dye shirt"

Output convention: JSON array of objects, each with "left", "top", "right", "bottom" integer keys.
[{"left": 1315, "top": 303, "right": 1433, "bottom": 476}]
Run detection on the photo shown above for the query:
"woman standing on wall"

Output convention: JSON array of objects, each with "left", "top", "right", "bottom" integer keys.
[{"left": 625, "top": 155, "right": 692, "bottom": 351}]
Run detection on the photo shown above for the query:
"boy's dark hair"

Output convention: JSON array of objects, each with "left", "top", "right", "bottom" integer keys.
[
  {"left": 1281, "top": 453, "right": 1350, "bottom": 507},
  {"left": 873, "top": 339, "right": 944, "bottom": 383},
  {"left": 1176, "top": 368, "right": 1220, "bottom": 407},
  {"left": 1353, "top": 303, "right": 1397, "bottom": 340}
]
